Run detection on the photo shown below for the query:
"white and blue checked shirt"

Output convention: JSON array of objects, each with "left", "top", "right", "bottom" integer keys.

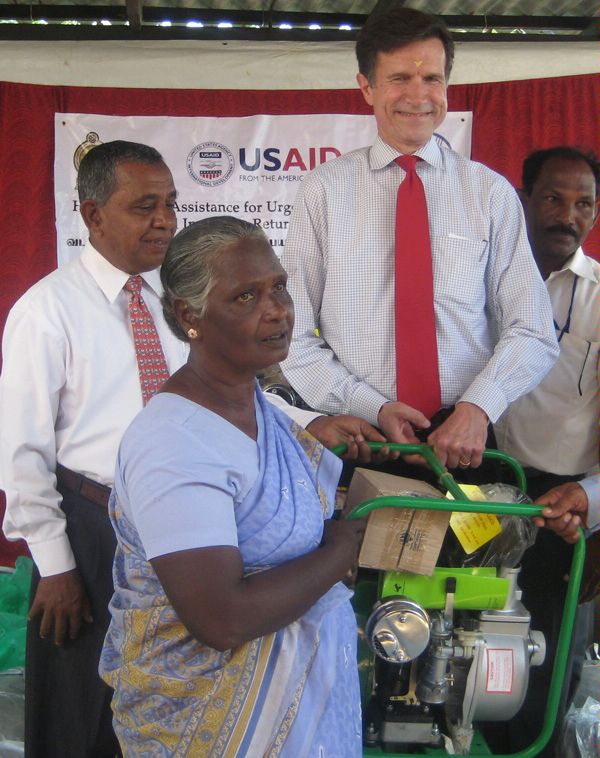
[{"left": 280, "top": 135, "right": 559, "bottom": 426}]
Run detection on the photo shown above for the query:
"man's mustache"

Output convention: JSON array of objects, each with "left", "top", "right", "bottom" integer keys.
[{"left": 546, "top": 224, "right": 577, "bottom": 238}]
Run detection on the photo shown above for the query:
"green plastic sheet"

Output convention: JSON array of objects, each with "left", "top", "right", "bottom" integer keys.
[{"left": 0, "top": 557, "right": 32, "bottom": 672}]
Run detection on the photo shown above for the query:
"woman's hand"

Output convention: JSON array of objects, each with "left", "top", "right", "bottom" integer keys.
[
  {"left": 321, "top": 517, "right": 367, "bottom": 585},
  {"left": 321, "top": 517, "right": 366, "bottom": 572}
]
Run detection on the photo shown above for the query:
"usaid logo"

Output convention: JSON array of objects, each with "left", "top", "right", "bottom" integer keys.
[{"left": 187, "top": 142, "right": 235, "bottom": 187}]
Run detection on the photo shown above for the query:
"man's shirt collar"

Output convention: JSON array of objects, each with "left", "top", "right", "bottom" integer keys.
[
  {"left": 548, "top": 246, "right": 599, "bottom": 285},
  {"left": 369, "top": 134, "right": 444, "bottom": 171},
  {"left": 81, "top": 241, "right": 164, "bottom": 303}
]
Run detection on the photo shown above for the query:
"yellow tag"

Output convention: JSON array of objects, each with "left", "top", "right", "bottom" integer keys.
[{"left": 446, "top": 485, "right": 502, "bottom": 554}]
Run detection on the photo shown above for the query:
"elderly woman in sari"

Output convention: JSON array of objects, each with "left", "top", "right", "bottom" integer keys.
[{"left": 99, "top": 216, "right": 369, "bottom": 756}]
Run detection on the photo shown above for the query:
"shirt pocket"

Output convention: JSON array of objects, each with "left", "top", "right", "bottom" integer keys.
[
  {"left": 431, "top": 233, "right": 489, "bottom": 310},
  {"left": 541, "top": 332, "right": 599, "bottom": 401}
]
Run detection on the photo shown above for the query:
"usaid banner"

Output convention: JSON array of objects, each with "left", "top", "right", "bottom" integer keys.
[{"left": 54, "top": 112, "right": 472, "bottom": 266}]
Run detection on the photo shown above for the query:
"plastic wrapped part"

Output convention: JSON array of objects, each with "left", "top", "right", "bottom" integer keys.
[
  {"left": 440, "top": 484, "right": 537, "bottom": 570},
  {"left": 458, "top": 516, "right": 538, "bottom": 570},
  {"left": 576, "top": 697, "right": 600, "bottom": 758},
  {"left": 560, "top": 697, "right": 600, "bottom": 758},
  {"left": 0, "top": 671, "right": 25, "bottom": 753},
  {"left": 0, "top": 741, "right": 24, "bottom": 756},
  {"left": 472, "top": 484, "right": 537, "bottom": 569},
  {"left": 478, "top": 483, "right": 531, "bottom": 506},
  {"left": 0, "top": 557, "right": 33, "bottom": 673}
]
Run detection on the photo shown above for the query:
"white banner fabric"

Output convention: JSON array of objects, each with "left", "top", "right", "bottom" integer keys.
[
  {"left": 5, "top": 41, "right": 597, "bottom": 89},
  {"left": 54, "top": 112, "right": 472, "bottom": 266}
]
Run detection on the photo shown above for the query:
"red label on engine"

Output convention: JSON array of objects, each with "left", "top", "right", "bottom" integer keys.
[{"left": 485, "top": 648, "right": 514, "bottom": 693}]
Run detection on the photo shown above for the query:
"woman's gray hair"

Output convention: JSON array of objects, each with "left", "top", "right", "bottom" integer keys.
[{"left": 161, "top": 215, "right": 270, "bottom": 342}]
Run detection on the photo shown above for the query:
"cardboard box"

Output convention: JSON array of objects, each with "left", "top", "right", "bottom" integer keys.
[{"left": 344, "top": 468, "right": 450, "bottom": 576}]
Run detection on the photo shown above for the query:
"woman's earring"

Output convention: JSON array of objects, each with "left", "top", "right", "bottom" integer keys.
[{"left": 187, "top": 328, "right": 198, "bottom": 340}]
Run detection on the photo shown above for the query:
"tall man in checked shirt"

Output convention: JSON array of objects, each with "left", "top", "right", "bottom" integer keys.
[{"left": 281, "top": 6, "right": 559, "bottom": 470}]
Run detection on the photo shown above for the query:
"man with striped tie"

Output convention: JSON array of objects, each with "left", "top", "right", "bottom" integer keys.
[{"left": 0, "top": 139, "right": 388, "bottom": 757}]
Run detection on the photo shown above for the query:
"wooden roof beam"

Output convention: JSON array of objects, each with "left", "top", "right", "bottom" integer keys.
[{"left": 126, "top": 0, "right": 142, "bottom": 30}]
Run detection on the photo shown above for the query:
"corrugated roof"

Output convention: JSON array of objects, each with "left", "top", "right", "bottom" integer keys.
[{"left": 1, "top": 0, "right": 597, "bottom": 40}]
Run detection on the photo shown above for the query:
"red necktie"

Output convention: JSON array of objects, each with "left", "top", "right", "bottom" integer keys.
[
  {"left": 394, "top": 155, "right": 441, "bottom": 419},
  {"left": 124, "top": 275, "right": 170, "bottom": 405}
]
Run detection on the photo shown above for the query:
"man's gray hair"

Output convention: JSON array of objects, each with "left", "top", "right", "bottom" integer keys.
[
  {"left": 77, "top": 140, "right": 165, "bottom": 205},
  {"left": 161, "top": 216, "right": 270, "bottom": 342}
]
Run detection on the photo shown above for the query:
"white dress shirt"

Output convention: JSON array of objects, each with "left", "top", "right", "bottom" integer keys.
[
  {"left": 280, "top": 136, "right": 559, "bottom": 426},
  {"left": 580, "top": 473, "right": 600, "bottom": 534},
  {"left": 0, "top": 242, "right": 319, "bottom": 577},
  {"left": 0, "top": 243, "right": 187, "bottom": 575},
  {"left": 494, "top": 249, "right": 599, "bottom": 476}
]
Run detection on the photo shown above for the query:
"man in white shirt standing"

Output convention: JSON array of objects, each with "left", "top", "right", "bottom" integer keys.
[
  {"left": 280, "top": 6, "right": 558, "bottom": 476},
  {"left": 0, "top": 140, "right": 182, "bottom": 757},
  {"left": 492, "top": 146, "right": 599, "bottom": 757},
  {"left": 495, "top": 146, "right": 599, "bottom": 524},
  {"left": 0, "top": 140, "right": 390, "bottom": 757}
]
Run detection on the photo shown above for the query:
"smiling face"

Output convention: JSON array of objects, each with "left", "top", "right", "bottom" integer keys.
[
  {"left": 197, "top": 238, "right": 294, "bottom": 379},
  {"left": 357, "top": 38, "right": 448, "bottom": 155},
  {"left": 523, "top": 156, "right": 598, "bottom": 278},
  {"left": 82, "top": 160, "right": 177, "bottom": 274}
]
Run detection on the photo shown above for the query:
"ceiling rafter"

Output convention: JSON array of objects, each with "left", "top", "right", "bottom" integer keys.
[
  {"left": 0, "top": 1, "right": 597, "bottom": 41},
  {"left": 125, "top": 0, "right": 141, "bottom": 30}
]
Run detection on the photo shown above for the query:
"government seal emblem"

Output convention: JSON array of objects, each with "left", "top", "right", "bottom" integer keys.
[
  {"left": 186, "top": 142, "right": 235, "bottom": 187},
  {"left": 73, "top": 132, "right": 102, "bottom": 170}
]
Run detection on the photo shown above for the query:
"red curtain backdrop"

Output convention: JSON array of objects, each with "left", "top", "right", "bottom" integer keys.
[{"left": 0, "top": 72, "right": 598, "bottom": 564}]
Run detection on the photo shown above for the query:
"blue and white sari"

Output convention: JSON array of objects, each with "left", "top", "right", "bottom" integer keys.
[{"left": 100, "top": 387, "right": 362, "bottom": 757}]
